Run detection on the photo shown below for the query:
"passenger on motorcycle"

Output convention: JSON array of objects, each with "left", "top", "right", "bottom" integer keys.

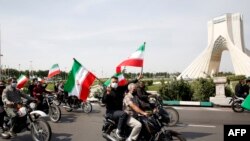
[
  {"left": 102, "top": 74, "right": 142, "bottom": 140},
  {"left": 2, "top": 78, "right": 36, "bottom": 137},
  {"left": 123, "top": 83, "right": 149, "bottom": 141},
  {"left": 0, "top": 80, "right": 6, "bottom": 133}
]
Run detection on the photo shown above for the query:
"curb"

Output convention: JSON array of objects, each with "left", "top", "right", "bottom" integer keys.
[{"left": 163, "top": 100, "right": 213, "bottom": 107}]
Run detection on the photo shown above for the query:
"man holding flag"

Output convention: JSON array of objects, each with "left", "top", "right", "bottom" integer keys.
[
  {"left": 102, "top": 74, "right": 143, "bottom": 139},
  {"left": 102, "top": 42, "right": 145, "bottom": 140}
]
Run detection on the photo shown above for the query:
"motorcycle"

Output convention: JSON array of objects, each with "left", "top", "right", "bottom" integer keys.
[
  {"left": 229, "top": 95, "right": 247, "bottom": 113},
  {"left": 1, "top": 101, "right": 52, "bottom": 141},
  {"left": 37, "top": 93, "right": 61, "bottom": 123},
  {"left": 53, "top": 91, "right": 68, "bottom": 106},
  {"left": 102, "top": 112, "right": 185, "bottom": 141},
  {"left": 63, "top": 95, "right": 92, "bottom": 113},
  {"left": 102, "top": 95, "right": 184, "bottom": 141}
]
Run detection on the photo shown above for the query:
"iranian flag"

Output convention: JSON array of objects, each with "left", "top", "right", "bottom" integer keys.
[
  {"left": 64, "top": 59, "right": 96, "bottom": 101},
  {"left": 17, "top": 75, "right": 29, "bottom": 89},
  {"left": 48, "top": 64, "right": 60, "bottom": 78},
  {"left": 116, "top": 42, "right": 145, "bottom": 72},
  {"left": 104, "top": 72, "right": 127, "bottom": 87}
]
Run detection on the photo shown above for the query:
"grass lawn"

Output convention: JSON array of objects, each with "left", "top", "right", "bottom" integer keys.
[{"left": 147, "top": 84, "right": 162, "bottom": 91}]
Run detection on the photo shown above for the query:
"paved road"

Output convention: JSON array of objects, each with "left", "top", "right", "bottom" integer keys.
[{"left": 2, "top": 104, "right": 250, "bottom": 141}]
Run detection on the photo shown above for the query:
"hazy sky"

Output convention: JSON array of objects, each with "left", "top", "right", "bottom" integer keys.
[{"left": 0, "top": 0, "right": 249, "bottom": 77}]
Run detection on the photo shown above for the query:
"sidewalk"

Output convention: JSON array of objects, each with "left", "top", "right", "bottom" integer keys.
[{"left": 163, "top": 100, "right": 213, "bottom": 107}]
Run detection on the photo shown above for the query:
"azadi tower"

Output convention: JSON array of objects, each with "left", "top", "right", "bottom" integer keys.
[{"left": 178, "top": 13, "right": 250, "bottom": 79}]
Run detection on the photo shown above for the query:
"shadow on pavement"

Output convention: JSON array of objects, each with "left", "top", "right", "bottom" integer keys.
[
  {"left": 2, "top": 133, "right": 32, "bottom": 141},
  {"left": 52, "top": 133, "right": 73, "bottom": 141},
  {"left": 59, "top": 113, "right": 78, "bottom": 123},
  {"left": 180, "top": 132, "right": 213, "bottom": 139}
]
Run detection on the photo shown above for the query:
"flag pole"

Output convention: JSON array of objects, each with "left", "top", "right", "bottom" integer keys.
[{"left": 140, "top": 42, "right": 146, "bottom": 75}]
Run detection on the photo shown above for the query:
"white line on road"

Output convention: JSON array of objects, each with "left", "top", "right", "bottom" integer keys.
[
  {"left": 188, "top": 124, "right": 216, "bottom": 128},
  {"left": 203, "top": 108, "right": 222, "bottom": 111}
]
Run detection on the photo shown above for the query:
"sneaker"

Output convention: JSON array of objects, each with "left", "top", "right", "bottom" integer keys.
[
  {"left": 115, "top": 129, "right": 123, "bottom": 140},
  {"left": 1, "top": 132, "right": 10, "bottom": 139}
]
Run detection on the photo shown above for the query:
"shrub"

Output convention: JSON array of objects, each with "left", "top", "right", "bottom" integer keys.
[
  {"left": 227, "top": 75, "right": 246, "bottom": 82},
  {"left": 159, "top": 79, "right": 192, "bottom": 101},
  {"left": 191, "top": 78, "right": 215, "bottom": 101},
  {"left": 225, "top": 85, "right": 234, "bottom": 97}
]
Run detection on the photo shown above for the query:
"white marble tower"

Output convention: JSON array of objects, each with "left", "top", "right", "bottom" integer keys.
[{"left": 178, "top": 13, "right": 250, "bottom": 79}]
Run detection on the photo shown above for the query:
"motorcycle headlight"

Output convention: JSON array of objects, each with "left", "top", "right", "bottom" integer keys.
[
  {"left": 29, "top": 102, "right": 37, "bottom": 110},
  {"left": 149, "top": 97, "right": 156, "bottom": 104},
  {"left": 18, "top": 107, "right": 27, "bottom": 117}
]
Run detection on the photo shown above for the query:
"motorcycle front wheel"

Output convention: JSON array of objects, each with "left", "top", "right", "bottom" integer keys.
[
  {"left": 82, "top": 102, "right": 92, "bottom": 113},
  {"left": 30, "top": 118, "right": 52, "bottom": 141},
  {"left": 164, "top": 107, "right": 179, "bottom": 126},
  {"left": 232, "top": 101, "right": 244, "bottom": 113},
  {"left": 49, "top": 104, "right": 61, "bottom": 122}
]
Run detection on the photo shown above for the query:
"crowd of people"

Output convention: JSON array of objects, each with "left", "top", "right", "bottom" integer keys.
[
  {"left": 1, "top": 74, "right": 248, "bottom": 140},
  {"left": 0, "top": 77, "right": 65, "bottom": 138}
]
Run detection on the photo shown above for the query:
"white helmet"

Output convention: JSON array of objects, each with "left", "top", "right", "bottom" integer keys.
[{"left": 17, "top": 107, "right": 27, "bottom": 117}]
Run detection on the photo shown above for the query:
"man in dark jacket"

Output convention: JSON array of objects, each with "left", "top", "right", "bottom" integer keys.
[
  {"left": 136, "top": 81, "right": 151, "bottom": 102},
  {"left": 28, "top": 78, "right": 37, "bottom": 97},
  {"left": 102, "top": 74, "right": 142, "bottom": 139},
  {"left": 235, "top": 79, "right": 245, "bottom": 98}
]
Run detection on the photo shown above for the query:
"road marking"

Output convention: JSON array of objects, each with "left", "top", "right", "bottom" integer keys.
[
  {"left": 203, "top": 108, "right": 222, "bottom": 111},
  {"left": 188, "top": 124, "right": 216, "bottom": 128},
  {"left": 171, "top": 107, "right": 184, "bottom": 110}
]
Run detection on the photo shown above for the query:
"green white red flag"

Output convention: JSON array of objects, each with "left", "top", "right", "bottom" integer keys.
[
  {"left": 104, "top": 72, "right": 127, "bottom": 87},
  {"left": 48, "top": 64, "right": 60, "bottom": 78},
  {"left": 116, "top": 43, "right": 145, "bottom": 72},
  {"left": 64, "top": 59, "right": 96, "bottom": 101},
  {"left": 17, "top": 75, "right": 29, "bottom": 89}
]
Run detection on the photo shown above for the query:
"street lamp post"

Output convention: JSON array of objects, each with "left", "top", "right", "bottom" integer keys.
[
  {"left": 18, "top": 64, "right": 20, "bottom": 75},
  {"left": 0, "top": 25, "right": 3, "bottom": 80}
]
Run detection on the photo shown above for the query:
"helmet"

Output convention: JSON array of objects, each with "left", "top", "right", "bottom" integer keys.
[{"left": 17, "top": 107, "right": 27, "bottom": 117}]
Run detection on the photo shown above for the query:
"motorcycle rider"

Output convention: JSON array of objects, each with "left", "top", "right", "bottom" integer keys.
[
  {"left": 28, "top": 78, "right": 37, "bottom": 97},
  {"left": 235, "top": 79, "right": 245, "bottom": 98},
  {"left": 33, "top": 79, "right": 51, "bottom": 111},
  {"left": 102, "top": 74, "right": 142, "bottom": 140},
  {"left": 123, "top": 83, "right": 149, "bottom": 141},
  {"left": 0, "top": 81, "right": 6, "bottom": 133},
  {"left": 2, "top": 78, "right": 36, "bottom": 137}
]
